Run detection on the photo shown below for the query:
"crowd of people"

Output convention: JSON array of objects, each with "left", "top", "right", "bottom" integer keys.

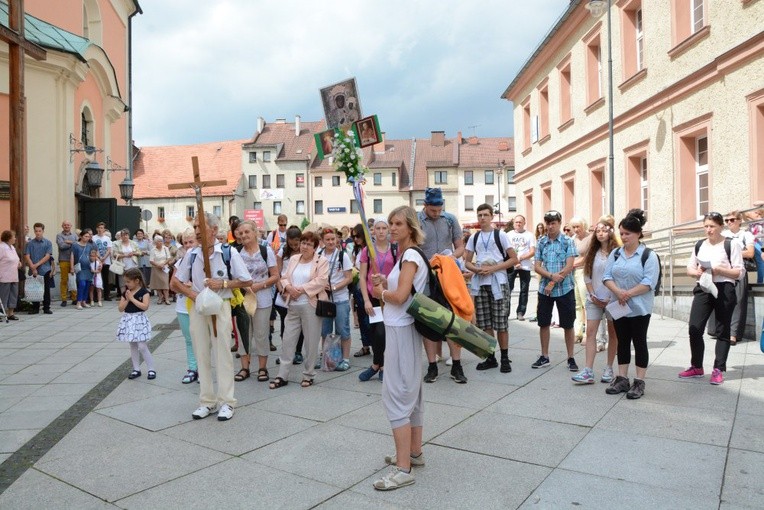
[{"left": 1, "top": 194, "right": 763, "bottom": 491}]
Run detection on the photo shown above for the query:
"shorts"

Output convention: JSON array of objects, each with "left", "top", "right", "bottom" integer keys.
[
  {"left": 474, "top": 284, "right": 509, "bottom": 332},
  {"left": 585, "top": 297, "right": 612, "bottom": 322},
  {"left": 321, "top": 300, "right": 351, "bottom": 339},
  {"left": 537, "top": 290, "right": 575, "bottom": 329}
]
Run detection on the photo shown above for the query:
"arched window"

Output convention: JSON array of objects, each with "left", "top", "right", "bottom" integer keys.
[{"left": 80, "top": 107, "right": 94, "bottom": 147}]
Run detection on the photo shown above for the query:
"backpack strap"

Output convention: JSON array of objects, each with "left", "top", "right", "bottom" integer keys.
[
  {"left": 259, "top": 244, "right": 268, "bottom": 262},
  {"left": 694, "top": 238, "right": 732, "bottom": 265},
  {"left": 398, "top": 246, "right": 435, "bottom": 296},
  {"left": 391, "top": 243, "right": 398, "bottom": 263}
]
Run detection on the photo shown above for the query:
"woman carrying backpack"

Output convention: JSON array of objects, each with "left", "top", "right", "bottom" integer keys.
[
  {"left": 602, "top": 209, "right": 660, "bottom": 400},
  {"left": 371, "top": 206, "right": 429, "bottom": 491},
  {"left": 679, "top": 212, "right": 743, "bottom": 385}
]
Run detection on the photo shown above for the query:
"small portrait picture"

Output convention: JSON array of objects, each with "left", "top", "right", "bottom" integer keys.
[
  {"left": 320, "top": 77, "right": 362, "bottom": 129},
  {"left": 314, "top": 128, "right": 338, "bottom": 160},
  {"left": 353, "top": 115, "right": 381, "bottom": 148}
]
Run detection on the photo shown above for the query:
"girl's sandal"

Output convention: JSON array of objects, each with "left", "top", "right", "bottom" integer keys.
[
  {"left": 234, "top": 368, "right": 250, "bottom": 381},
  {"left": 257, "top": 368, "right": 269, "bottom": 382},
  {"left": 300, "top": 379, "right": 314, "bottom": 388},
  {"left": 269, "top": 377, "right": 288, "bottom": 389}
]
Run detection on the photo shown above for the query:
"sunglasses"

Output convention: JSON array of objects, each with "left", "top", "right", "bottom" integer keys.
[
  {"left": 724, "top": 218, "right": 738, "bottom": 223},
  {"left": 563, "top": 228, "right": 571, "bottom": 232},
  {"left": 704, "top": 212, "right": 723, "bottom": 221},
  {"left": 278, "top": 224, "right": 287, "bottom": 227}
]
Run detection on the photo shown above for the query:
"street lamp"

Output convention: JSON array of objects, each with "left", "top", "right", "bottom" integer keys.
[{"left": 586, "top": 0, "right": 615, "bottom": 216}]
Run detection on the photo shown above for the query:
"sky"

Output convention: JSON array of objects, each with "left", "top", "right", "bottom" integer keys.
[{"left": 132, "top": 0, "right": 569, "bottom": 147}]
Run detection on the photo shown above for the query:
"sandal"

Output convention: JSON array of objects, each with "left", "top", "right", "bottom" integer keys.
[
  {"left": 353, "top": 347, "right": 371, "bottom": 357},
  {"left": 300, "top": 379, "right": 314, "bottom": 388},
  {"left": 182, "top": 370, "right": 198, "bottom": 384},
  {"left": 269, "top": 377, "right": 288, "bottom": 389},
  {"left": 128, "top": 370, "right": 141, "bottom": 380},
  {"left": 257, "top": 368, "right": 269, "bottom": 382},
  {"left": 147, "top": 370, "right": 156, "bottom": 380},
  {"left": 234, "top": 368, "right": 250, "bottom": 381}
]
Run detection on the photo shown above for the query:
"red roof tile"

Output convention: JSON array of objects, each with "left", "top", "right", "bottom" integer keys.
[
  {"left": 132, "top": 139, "right": 247, "bottom": 199},
  {"left": 246, "top": 119, "right": 327, "bottom": 162}
]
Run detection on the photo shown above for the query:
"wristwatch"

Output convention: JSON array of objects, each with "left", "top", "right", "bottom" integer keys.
[{"left": 223, "top": 280, "right": 228, "bottom": 289}]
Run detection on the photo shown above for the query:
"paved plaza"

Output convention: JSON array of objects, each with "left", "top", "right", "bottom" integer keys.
[{"left": 0, "top": 291, "right": 762, "bottom": 509}]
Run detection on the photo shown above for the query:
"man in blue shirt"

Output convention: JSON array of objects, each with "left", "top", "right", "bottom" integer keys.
[
  {"left": 23, "top": 222, "right": 54, "bottom": 315},
  {"left": 532, "top": 211, "right": 578, "bottom": 370}
]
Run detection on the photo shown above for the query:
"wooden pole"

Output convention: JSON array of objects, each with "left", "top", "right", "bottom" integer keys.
[{"left": 9, "top": 0, "right": 25, "bottom": 253}]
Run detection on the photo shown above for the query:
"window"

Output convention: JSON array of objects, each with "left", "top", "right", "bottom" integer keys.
[
  {"left": 276, "top": 174, "right": 285, "bottom": 188},
  {"left": 332, "top": 175, "right": 341, "bottom": 186},
  {"left": 692, "top": 0, "right": 704, "bottom": 34},
  {"left": 296, "top": 200, "right": 305, "bottom": 215},
  {"left": 584, "top": 28, "right": 602, "bottom": 107},
  {"left": 212, "top": 205, "right": 221, "bottom": 218},
  {"left": 507, "top": 167, "right": 515, "bottom": 184},
  {"left": 392, "top": 172, "right": 397, "bottom": 187},
  {"left": 636, "top": 9, "right": 644, "bottom": 72},
  {"left": 158, "top": 206, "right": 165, "bottom": 220},
  {"left": 415, "top": 198, "right": 425, "bottom": 206},
  {"left": 296, "top": 173, "right": 305, "bottom": 187},
  {"left": 350, "top": 200, "right": 359, "bottom": 213},
  {"left": 186, "top": 206, "right": 195, "bottom": 219},
  {"left": 749, "top": 90, "right": 764, "bottom": 201},
  {"left": 484, "top": 170, "right": 494, "bottom": 185},
  {"left": 465, "top": 195, "right": 474, "bottom": 211},
  {"left": 263, "top": 151, "right": 271, "bottom": 162},
  {"left": 696, "top": 136, "right": 709, "bottom": 217},
  {"left": 80, "top": 111, "right": 90, "bottom": 146},
  {"left": 621, "top": 2, "right": 645, "bottom": 81},
  {"left": 248, "top": 175, "right": 257, "bottom": 189},
  {"left": 541, "top": 183, "right": 552, "bottom": 213},
  {"left": 253, "top": 201, "right": 262, "bottom": 210},
  {"left": 538, "top": 83, "right": 549, "bottom": 139},
  {"left": 524, "top": 190, "right": 533, "bottom": 228},
  {"left": 314, "top": 176, "right": 323, "bottom": 187},
  {"left": 249, "top": 152, "right": 257, "bottom": 163},
  {"left": 273, "top": 201, "right": 282, "bottom": 215},
  {"left": 374, "top": 172, "right": 382, "bottom": 186},
  {"left": 640, "top": 156, "right": 648, "bottom": 217},
  {"left": 464, "top": 171, "right": 474, "bottom": 185},
  {"left": 589, "top": 164, "right": 605, "bottom": 221},
  {"left": 563, "top": 178, "right": 574, "bottom": 221},
  {"left": 670, "top": 0, "right": 708, "bottom": 51},
  {"left": 434, "top": 171, "right": 448, "bottom": 184},
  {"left": 314, "top": 200, "right": 323, "bottom": 215},
  {"left": 522, "top": 99, "right": 532, "bottom": 151},
  {"left": 374, "top": 199, "right": 382, "bottom": 214},
  {"left": 558, "top": 58, "right": 572, "bottom": 126},
  {"left": 262, "top": 175, "right": 271, "bottom": 188},
  {"left": 507, "top": 196, "right": 517, "bottom": 211},
  {"left": 485, "top": 195, "right": 494, "bottom": 208}
]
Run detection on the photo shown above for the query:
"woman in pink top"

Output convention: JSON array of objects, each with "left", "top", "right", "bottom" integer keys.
[
  {"left": 0, "top": 230, "right": 22, "bottom": 320},
  {"left": 358, "top": 217, "right": 398, "bottom": 381}
]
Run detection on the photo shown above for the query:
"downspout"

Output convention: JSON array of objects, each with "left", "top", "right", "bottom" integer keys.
[{"left": 127, "top": 3, "right": 143, "bottom": 183}]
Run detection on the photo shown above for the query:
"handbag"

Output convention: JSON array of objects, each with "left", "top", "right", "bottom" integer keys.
[
  {"left": 315, "top": 254, "right": 338, "bottom": 318},
  {"left": 743, "top": 257, "right": 757, "bottom": 273},
  {"left": 25, "top": 275, "right": 44, "bottom": 302},
  {"left": 109, "top": 259, "right": 125, "bottom": 275}
]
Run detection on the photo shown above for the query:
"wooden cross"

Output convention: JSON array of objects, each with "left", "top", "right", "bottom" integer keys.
[
  {"left": 168, "top": 156, "right": 226, "bottom": 335},
  {"left": 1, "top": 0, "right": 46, "bottom": 252}
]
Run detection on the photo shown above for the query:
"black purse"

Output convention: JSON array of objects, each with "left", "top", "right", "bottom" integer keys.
[{"left": 316, "top": 252, "right": 337, "bottom": 318}]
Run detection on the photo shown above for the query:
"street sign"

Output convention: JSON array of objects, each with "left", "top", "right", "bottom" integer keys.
[
  {"left": 327, "top": 207, "right": 346, "bottom": 213},
  {"left": 141, "top": 209, "right": 152, "bottom": 221},
  {"left": 243, "top": 209, "right": 265, "bottom": 228}
]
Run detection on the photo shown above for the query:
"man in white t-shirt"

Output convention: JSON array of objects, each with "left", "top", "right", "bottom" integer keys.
[
  {"left": 506, "top": 215, "right": 536, "bottom": 321},
  {"left": 464, "top": 204, "right": 518, "bottom": 373},
  {"left": 92, "top": 222, "right": 113, "bottom": 300}
]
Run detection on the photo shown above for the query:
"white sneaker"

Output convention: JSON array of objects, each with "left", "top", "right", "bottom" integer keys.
[
  {"left": 217, "top": 404, "right": 234, "bottom": 421},
  {"left": 76, "top": 304, "right": 82, "bottom": 310},
  {"left": 385, "top": 452, "right": 425, "bottom": 467},
  {"left": 445, "top": 357, "right": 453, "bottom": 366},
  {"left": 98, "top": 301, "right": 103, "bottom": 307},
  {"left": 517, "top": 313, "right": 525, "bottom": 321},
  {"left": 373, "top": 467, "right": 415, "bottom": 491},
  {"left": 191, "top": 404, "right": 217, "bottom": 420}
]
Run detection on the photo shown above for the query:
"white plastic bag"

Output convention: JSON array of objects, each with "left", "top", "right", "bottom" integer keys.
[
  {"left": 321, "top": 333, "right": 342, "bottom": 372},
  {"left": 195, "top": 287, "right": 224, "bottom": 316},
  {"left": 25, "top": 275, "right": 44, "bottom": 302},
  {"left": 67, "top": 276, "right": 77, "bottom": 293},
  {"left": 698, "top": 271, "right": 717, "bottom": 298}
]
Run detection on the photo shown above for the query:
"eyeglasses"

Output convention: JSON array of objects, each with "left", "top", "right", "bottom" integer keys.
[
  {"left": 352, "top": 234, "right": 362, "bottom": 239},
  {"left": 724, "top": 218, "right": 738, "bottom": 223},
  {"left": 278, "top": 223, "right": 287, "bottom": 227}
]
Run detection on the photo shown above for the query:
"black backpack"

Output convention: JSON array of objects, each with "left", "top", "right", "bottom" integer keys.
[
  {"left": 613, "top": 245, "right": 663, "bottom": 295},
  {"left": 399, "top": 246, "right": 455, "bottom": 341}
]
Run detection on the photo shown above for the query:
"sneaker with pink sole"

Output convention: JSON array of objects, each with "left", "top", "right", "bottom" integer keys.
[
  {"left": 678, "top": 366, "right": 704, "bottom": 379},
  {"left": 710, "top": 368, "right": 724, "bottom": 385}
]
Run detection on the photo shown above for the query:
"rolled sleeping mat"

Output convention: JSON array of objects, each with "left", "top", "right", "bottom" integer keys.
[{"left": 407, "top": 293, "right": 497, "bottom": 359}]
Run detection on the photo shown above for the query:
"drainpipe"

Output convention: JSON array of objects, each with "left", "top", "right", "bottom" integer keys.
[{"left": 127, "top": 3, "right": 143, "bottom": 184}]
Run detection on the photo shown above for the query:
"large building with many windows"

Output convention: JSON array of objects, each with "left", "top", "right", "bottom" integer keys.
[{"left": 502, "top": 0, "right": 764, "bottom": 229}]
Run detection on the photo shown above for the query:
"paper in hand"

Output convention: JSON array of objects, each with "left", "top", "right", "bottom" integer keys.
[
  {"left": 606, "top": 300, "right": 632, "bottom": 320},
  {"left": 368, "top": 306, "right": 384, "bottom": 324}
]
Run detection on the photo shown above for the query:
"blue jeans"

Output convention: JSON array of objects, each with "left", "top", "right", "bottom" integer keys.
[
  {"left": 353, "top": 286, "right": 372, "bottom": 347},
  {"left": 322, "top": 300, "right": 351, "bottom": 339},
  {"left": 77, "top": 279, "right": 90, "bottom": 302},
  {"left": 754, "top": 242, "right": 763, "bottom": 284}
]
